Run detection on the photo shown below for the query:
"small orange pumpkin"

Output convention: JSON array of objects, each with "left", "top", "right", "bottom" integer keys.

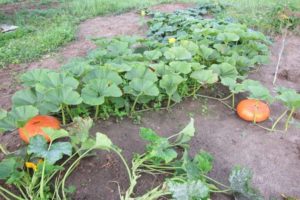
[
  {"left": 236, "top": 99, "right": 270, "bottom": 123},
  {"left": 19, "top": 115, "right": 60, "bottom": 143}
]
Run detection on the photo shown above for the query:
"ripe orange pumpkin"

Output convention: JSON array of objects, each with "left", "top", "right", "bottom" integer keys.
[
  {"left": 19, "top": 115, "right": 60, "bottom": 143},
  {"left": 236, "top": 99, "right": 270, "bottom": 123}
]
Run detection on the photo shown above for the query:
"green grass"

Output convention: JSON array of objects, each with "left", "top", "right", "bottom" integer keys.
[
  {"left": 0, "top": 0, "right": 299, "bottom": 68},
  {"left": 0, "top": 0, "right": 202, "bottom": 68}
]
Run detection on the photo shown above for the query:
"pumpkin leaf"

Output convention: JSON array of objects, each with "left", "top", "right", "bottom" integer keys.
[
  {"left": 190, "top": 70, "right": 218, "bottom": 85},
  {"left": 94, "top": 132, "right": 113, "bottom": 151},
  {"left": 81, "top": 80, "right": 122, "bottom": 106},
  {"left": 128, "top": 79, "right": 159, "bottom": 96},
  {"left": 37, "top": 72, "right": 79, "bottom": 90},
  {"left": 0, "top": 158, "right": 19, "bottom": 180},
  {"left": 180, "top": 40, "right": 199, "bottom": 55},
  {"left": 159, "top": 74, "right": 184, "bottom": 96},
  {"left": 10, "top": 105, "right": 39, "bottom": 128},
  {"left": 125, "top": 65, "right": 157, "bottom": 82},
  {"left": 140, "top": 127, "right": 160, "bottom": 143},
  {"left": 168, "top": 180, "right": 210, "bottom": 200},
  {"left": 210, "top": 63, "right": 238, "bottom": 80},
  {"left": 42, "top": 128, "right": 69, "bottom": 142},
  {"left": 144, "top": 50, "right": 162, "bottom": 60},
  {"left": 164, "top": 46, "right": 192, "bottom": 60},
  {"left": 20, "top": 69, "right": 52, "bottom": 87},
  {"left": 28, "top": 136, "right": 72, "bottom": 164},
  {"left": 61, "top": 58, "right": 92, "bottom": 77},
  {"left": 169, "top": 61, "right": 192, "bottom": 74},
  {"left": 199, "top": 45, "right": 214, "bottom": 60},
  {"left": 83, "top": 68, "right": 123, "bottom": 85},
  {"left": 175, "top": 118, "right": 195, "bottom": 144},
  {"left": 12, "top": 88, "right": 60, "bottom": 115},
  {"left": 46, "top": 87, "right": 82, "bottom": 106},
  {"left": 217, "top": 32, "right": 240, "bottom": 42},
  {"left": 229, "top": 166, "right": 263, "bottom": 200},
  {"left": 276, "top": 87, "right": 300, "bottom": 109}
]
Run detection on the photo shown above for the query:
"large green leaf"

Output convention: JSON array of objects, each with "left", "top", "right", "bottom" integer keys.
[
  {"left": 82, "top": 67, "right": 123, "bottom": 85},
  {"left": 61, "top": 58, "right": 92, "bottom": 77},
  {"left": 9, "top": 105, "right": 39, "bottom": 128},
  {"left": 168, "top": 180, "right": 210, "bottom": 200},
  {"left": 128, "top": 78, "right": 159, "bottom": 96},
  {"left": 0, "top": 158, "right": 18, "bottom": 180},
  {"left": 38, "top": 72, "right": 79, "bottom": 90},
  {"left": 20, "top": 69, "right": 52, "bottom": 87},
  {"left": 276, "top": 87, "right": 300, "bottom": 109},
  {"left": 164, "top": 46, "right": 192, "bottom": 60},
  {"left": 81, "top": 79, "right": 122, "bottom": 106},
  {"left": 47, "top": 87, "right": 82, "bottom": 105},
  {"left": 210, "top": 63, "right": 238, "bottom": 79},
  {"left": 190, "top": 70, "right": 218, "bottom": 85},
  {"left": 28, "top": 136, "right": 72, "bottom": 164},
  {"left": 159, "top": 74, "right": 184, "bottom": 96},
  {"left": 12, "top": 88, "right": 60, "bottom": 114},
  {"left": 242, "top": 80, "right": 273, "bottom": 102},
  {"left": 180, "top": 40, "right": 199, "bottom": 55},
  {"left": 217, "top": 32, "right": 240, "bottom": 42},
  {"left": 169, "top": 61, "right": 192, "bottom": 74},
  {"left": 42, "top": 128, "right": 69, "bottom": 142},
  {"left": 125, "top": 65, "right": 157, "bottom": 82},
  {"left": 140, "top": 127, "right": 160, "bottom": 143},
  {"left": 144, "top": 49, "right": 162, "bottom": 60},
  {"left": 199, "top": 45, "right": 214, "bottom": 60}
]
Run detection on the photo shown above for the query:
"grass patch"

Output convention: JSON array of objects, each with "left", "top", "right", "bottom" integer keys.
[{"left": 0, "top": 0, "right": 202, "bottom": 68}]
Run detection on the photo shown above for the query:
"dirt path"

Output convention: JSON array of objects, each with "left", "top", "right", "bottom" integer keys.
[{"left": 0, "top": 3, "right": 300, "bottom": 200}]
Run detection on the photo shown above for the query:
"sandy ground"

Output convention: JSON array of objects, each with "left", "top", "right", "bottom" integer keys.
[{"left": 0, "top": 3, "right": 299, "bottom": 200}]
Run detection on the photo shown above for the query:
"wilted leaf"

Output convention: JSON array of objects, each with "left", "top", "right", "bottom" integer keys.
[
  {"left": 94, "top": 132, "right": 113, "bottom": 151},
  {"left": 229, "top": 166, "right": 263, "bottom": 200},
  {"left": 168, "top": 180, "right": 209, "bottom": 200},
  {"left": 175, "top": 118, "right": 195, "bottom": 144}
]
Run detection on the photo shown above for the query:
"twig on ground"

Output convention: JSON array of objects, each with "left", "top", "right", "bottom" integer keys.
[{"left": 273, "top": 29, "right": 288, "bottom": 85}]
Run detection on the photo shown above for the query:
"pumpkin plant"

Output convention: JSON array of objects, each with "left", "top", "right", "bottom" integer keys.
[{"left": 274, "top": 87, "right": 300, "bottom": 131}]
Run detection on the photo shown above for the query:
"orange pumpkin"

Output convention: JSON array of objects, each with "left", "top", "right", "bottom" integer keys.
[
  {"left": 19, "top": 115, "right": 60, "bottom": 143},
  {"left": 236, "top": 99, "right": 270, "bottom": 123}
]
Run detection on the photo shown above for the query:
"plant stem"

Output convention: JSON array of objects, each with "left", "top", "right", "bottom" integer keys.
[
  {"left": 285, "top": 107, "right": 295, "bottom": 131},
  {"left": 66, "top": 105, "right": 73, "bottom": 121},
  {"left": 271, "top": 109, "right": 288, "bottom": 131},
  {"left": 39, "top": 160, "right": 47, "bottom": 199},
  {"left": 0, "top": 144, "right": 9, "bottom": 155},
  {"left": 232, "top": 93, "right": 235, "bottom": 108},
  {"left": 0, "top": 191, "right": 10, "bottom": 200},
  {"left": 94, "top": 105, "right": 100, "bottom": 120},
  {"left": 16, "top": 186, "right": 28, "bottom": 200},
  {"left": 0, "top": 186, "right": 24, "bottom": 200},
  {"left": 61, "top": 105, "right": 66, "bottom": 125},
  {"left": 200, "top": 174, "right": 230, "bottom": 189},
  {"left": 131, "top": 93, "right": 141, "bottom": 113},
  {"left": 167, "top": 96, "right": 171, "bottom": 110}
]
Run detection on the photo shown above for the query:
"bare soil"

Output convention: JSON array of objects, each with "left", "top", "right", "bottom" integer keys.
[{"left": 0, "top": 3, "right": 300, "bottom": 200}]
